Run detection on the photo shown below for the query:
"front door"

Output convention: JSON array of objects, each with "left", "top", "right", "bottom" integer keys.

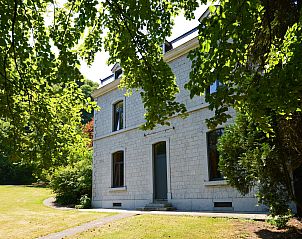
[{"left": 153, "top": 142, "right": 168, "bottom": 201}]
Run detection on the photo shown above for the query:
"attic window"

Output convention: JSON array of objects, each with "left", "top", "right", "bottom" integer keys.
[
  {"left": 163, "top": 41, "right": 173, "bottom": 53},
  {"left": 114, "top": 69, "right": 123, "bottom": 79}
]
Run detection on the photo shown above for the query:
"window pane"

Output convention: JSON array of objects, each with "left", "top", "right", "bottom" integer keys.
[
  {"left": 154, "top": 141, "right": 166, "bottom": 155},
  {"left": 113, "top": 101, "right": 123, "bottom": 131},
  {"left": 112, "top": 151, "right": 124, "bottom": 187},
  {"left": 207, "top": 128, "right": 224, "bottom": 180},
  {"left": 207, "top": 79, "right": 222, "bottom": 95},
  {"left": 209, "top": 81, "right": 218, "bottom": 94}
]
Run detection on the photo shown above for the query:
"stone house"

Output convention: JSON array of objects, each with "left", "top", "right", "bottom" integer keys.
[{"left": 91, "top": 28, "right": 267, "bottom": 212}]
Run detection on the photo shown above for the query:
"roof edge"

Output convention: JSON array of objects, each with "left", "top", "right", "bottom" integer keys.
[
  {"left": 93, "top": 36, "right": 199, "bottom": 98},
  {"left": 92, "top": 77, "right": 121, "bottom": 98},
  {"left": 163, "top": 36, "right": 198, "bottom": 63}
]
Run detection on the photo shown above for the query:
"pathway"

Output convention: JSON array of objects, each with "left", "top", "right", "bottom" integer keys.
[
  {"left": 43, "top": 197, "right": 267, "bottom": 221},
  {"left": 40, "top": 197, "right": 268, "bottom": 239},
  {"left": 81, "top": 208, "right": 267, "bottom": 220},
  {"left": 37, "top": 213, "right": 136, "bottom": 239}
]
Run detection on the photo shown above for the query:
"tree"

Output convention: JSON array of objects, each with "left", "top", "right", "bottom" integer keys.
[
  {"left": 0, "top": 0, "right": 197, "bottom": 172},
  {"left": 83, "top": 118, "right": 94, "bottom": 147},
  {"left": 2, "top": 0, "right": 302, "bottom": 218},
  {"left": 0, "top": 0, "right": 96, "bottom": 175},
  {"left": 218, "top": 114, "right": 297, "bottom": 225},
  {"left": 95, "top": 0, "right": 302, "bottom": 218},
  {"left": 78, "top": 79, "right": 99, "bottom": 124},
  {"left": 185, "top": 0, "right": 302, "bottom": 219}
]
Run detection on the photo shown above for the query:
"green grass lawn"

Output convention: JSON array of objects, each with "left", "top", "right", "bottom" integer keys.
[
  {"left": 2, "top": 185, "right": 298, "bottom": 239},
  {"left": 0, "top": 185, "right": 113, "bottom": 239},
  {"left": 70, "top": 214, "right": 249, "bottom": 239}
]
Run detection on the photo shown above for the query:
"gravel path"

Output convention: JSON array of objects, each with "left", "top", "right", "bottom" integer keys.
[
  {"left": 43, "top": 197, "right": 267, "bottom": 221},
  {"left": 43, "top": 197, "right": 74, "bottom": 211},
  {"left": 37, "top": 213, "right": 136, "bottom": 239}
]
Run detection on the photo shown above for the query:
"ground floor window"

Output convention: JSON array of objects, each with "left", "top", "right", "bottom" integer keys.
[
  {"left": 207, "top": 128, "right": 224, "bottom": 180},
  {"left": 112, "top": 151, "right": 124, "bottom": 187}
]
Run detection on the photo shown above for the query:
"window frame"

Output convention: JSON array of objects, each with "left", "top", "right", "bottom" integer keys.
[
  {"left": 112, "top": 151, "right": 124, "bottom": 188},
  {"left": 207, "top": 128, "right": 224, "bottom": 181},
  {"left": 112, "top": 100, "right": 124, "bottom": 132}
]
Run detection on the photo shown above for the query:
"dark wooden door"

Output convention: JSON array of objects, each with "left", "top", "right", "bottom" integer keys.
[{"left": 153, "top": 142, "right": 167, "bottom": 200}]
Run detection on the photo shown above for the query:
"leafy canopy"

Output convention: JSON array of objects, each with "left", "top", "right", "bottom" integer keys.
[
  {"left": 0, "top": 0, "right": 202, "bottom": 171},
  {"left": 0, "top": 0, "right": 97, "bottom": 173},
  {"left": 188, "top": 0, "right": 302, "bottom": 220},
  {"left": 187, "top": 0, "right": 302, "bottom": 129},
  {"left": 2, "top": 0, "right": 302, "bottom": 218},
  {"left": 85, "top": 0, "right": 302, "bottom": 219}
]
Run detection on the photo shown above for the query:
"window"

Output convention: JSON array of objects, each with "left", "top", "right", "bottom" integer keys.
[
  {"left": 162, "top": 40, "right": 173, "bottom": 53},
  {"left": 206, "top": 79, "right": 222, "bottom": 95},
  {"left": 114, "top": 69, "right": 123, "bottom": 80},
  {"left": 207, "top": 128, "right": 224, "bottom": 181},
  {"left": 112, "top": 151, "right": 124, "bottom": 187},
  {"left": 113, "top": 101, "right": 123, "bottom": 131}
]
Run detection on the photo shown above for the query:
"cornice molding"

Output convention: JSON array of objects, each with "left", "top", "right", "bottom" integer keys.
[
  {"left": 92, "top": 78, "right": 121, "bottom": 98},
  {"left": 163, "top": 37, "right": 199, "bottom": 63}
]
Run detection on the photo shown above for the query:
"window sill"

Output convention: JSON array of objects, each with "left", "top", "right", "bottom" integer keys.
[
  {"left": 204, "top": 180, "right": 228, "bottom": 186},
  {"left": 112, "top": 128, "right": 124, "bottom": 133},
  {"left": 109, "top": 186, "right": 127, "bottom": 192}
]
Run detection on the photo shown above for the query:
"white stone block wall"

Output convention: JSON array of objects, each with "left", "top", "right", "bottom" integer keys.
[{"left": 92, "top": 54, "right": 266, "bottom": 212}]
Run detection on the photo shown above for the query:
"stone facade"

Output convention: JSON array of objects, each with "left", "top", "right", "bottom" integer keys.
[{"left": 92, "top": 37, "right": 266, "bottom": 212}]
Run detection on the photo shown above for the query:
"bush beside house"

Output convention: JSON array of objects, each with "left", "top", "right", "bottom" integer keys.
[{"left": 49, "top": 150, "right": 92, "bottom": 207}]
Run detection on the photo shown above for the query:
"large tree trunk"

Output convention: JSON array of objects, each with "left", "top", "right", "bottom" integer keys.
[
  {"left": 294, "top": 165, "right": 302, "bottom": 216},
  {"left": 278, "top": 113, "right": 302, "bottom": 216}
]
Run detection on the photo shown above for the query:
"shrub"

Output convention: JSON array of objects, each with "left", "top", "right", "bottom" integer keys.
[
  {"left": 75, "top": 194, "right": 91, "bottom": 209},
  {"left": 49, "top": 150, "right": 92, "bottom": 206},
  {"left": 267, "top": 211, "right": 293, "bottom": 229},
  {"left": 0, "top": 120, "right": 35, "bottom": 185},
  {"left": 0, "top": 156, "right": 35, "bottom": 185},
  {"left": 218, "top": 114, "right": 294, "bottom": 225}
]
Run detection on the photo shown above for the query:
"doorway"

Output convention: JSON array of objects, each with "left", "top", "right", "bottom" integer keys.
[{"left": 153, "top": 141, "right": 168, "bottom": 201}]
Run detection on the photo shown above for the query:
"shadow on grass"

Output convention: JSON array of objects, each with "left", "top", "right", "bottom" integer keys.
[
  {"left": 255, "top": 227, "right": 302, "bottom": 239},
  {"left": 26, "top": 182, "right": 48, "bottom": 188},
  {"left": 43, "top": 197, "right": 75, "bottom": 210}
]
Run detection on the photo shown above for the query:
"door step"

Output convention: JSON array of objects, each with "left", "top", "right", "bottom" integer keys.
[{"left": 137, "top": 202, "right": 176, "bottom": 211}]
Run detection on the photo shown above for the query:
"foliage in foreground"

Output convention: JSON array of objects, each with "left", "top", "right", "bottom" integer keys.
[
  {"left": 49, "top": 149, "right": 92, "bottom": 206},
  {"left": 218, "top": 114, "right": 299, "bottom": 227},
  {"left": 190, "top": 0, "right": 302, "bottom": 221},
  {"left": 1, "top": 1, "right": 97, "bottom": 176},
  {"left": 2, "top": 0, "right": 302, "bottom": 220}
]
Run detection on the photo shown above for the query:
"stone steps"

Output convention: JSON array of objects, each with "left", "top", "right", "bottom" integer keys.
[{"left": 138, "top": 202, "right": 176, "bottom": 211}]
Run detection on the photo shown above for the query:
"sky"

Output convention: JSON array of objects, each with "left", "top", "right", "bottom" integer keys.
[{"left": 79, "top": 5, "right": 208, "bottom": 84}]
